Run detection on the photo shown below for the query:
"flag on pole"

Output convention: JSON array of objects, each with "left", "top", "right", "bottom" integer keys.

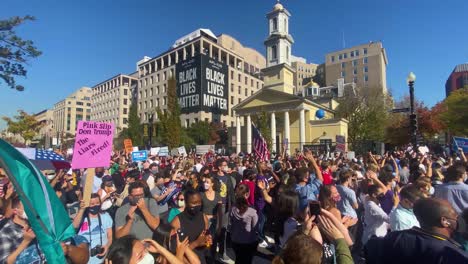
[
  {"left": 0, "top": 139, "right": 75, "bottom": 264},
  {"left": 453, "top": 136, "right": 468, "bottom": 154},
  {"left": 252, "top": 123, "right": 270, "bottom": 161}
]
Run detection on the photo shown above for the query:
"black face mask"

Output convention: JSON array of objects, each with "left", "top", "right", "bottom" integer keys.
[
  {"left": 96, "top": 172, "right": 104, "bottom": 178},
  {"left": 186, "top": 205, "right": 202, "bottom": 216},
  {"left": 88, "top": 205, "right": 100, "bottom": 215},
  {"left": 129, "top": 195, "right": 143, "bottom": 206}
]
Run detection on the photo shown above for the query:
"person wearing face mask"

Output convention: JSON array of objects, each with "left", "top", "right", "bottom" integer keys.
[
  {"left": 171, "top": 190, "right": 211, "bottom": 264},
  {"left": 319, "top": 184, "right": 343, "bottom": 221},
  {"left": 73, "top": 193, "right": 113, "bottom": 264},
  {"left": 365, "top": 198, "right": 468, "bottom": 264},
  {"left": 81, "top": 167, "right": 105, "bottom": 193},
  {"left": 7, "top": 197, "right": 90, "bottom": 264},
  {"left": 116, "top": 170, "right": 140, "bottom": 207},
  {"left": 168, "top": 192, "right": 186, "bottom": 223},
  {"left": 362, "top": 184, "right": 396, "bottom": 246},
  {"left": 377, "top": 171, "right": 399, "bottom": 215},
  {"left": 115, "top": 181, "right": 161, "bottom": 240},
  {"left": 434, "top": 163, "right": 468, "bottom": 214},
  {"left": 106, "top": 235, "right": 184, "bottom": 264},
  {"left": 145, "top": 163, "right": 159, "bottom": 191},
  {"left": 211, "top": 158, "right": 235, "bottom": 262},
  {"left": 0, "top": 197, "right": 36, "bottom": 264},
  {"left": 151, "top": 175, "right": 176, "bottom": 214},
  {"left": 201, "top": 174, "right": 223, "bottom": 259},
  {"left": 336, "top": 171, "right": 359, "bottom": 230},
  {"left": 389, "top": 184, "right": 424, "bottom": 231}
]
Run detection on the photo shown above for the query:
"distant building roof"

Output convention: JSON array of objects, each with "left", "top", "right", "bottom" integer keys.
[{"left": 454, "top": 63, "right": 468, "bottom": 73}]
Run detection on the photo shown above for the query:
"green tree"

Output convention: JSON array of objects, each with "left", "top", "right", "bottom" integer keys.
[
  {"left": 1, "top": 16, "right": 42, "bottom": 91},
  {"left": 439, "top": 88, "right": 468, "bottom": 136},
  {"left": 335, "top": 87, "right": 392, "bottom": 149},
  {"left": 156, "top": 78, "right": 182, "bottom": 149},
  {"left": 2, "top": 110, "right": 43, "bottom": 143},
  {"left": 187, "top": 121, "right": 211, "bottom": 145},
  {"left": 118, "top": 102, "right": 143, "bottom": 146}
]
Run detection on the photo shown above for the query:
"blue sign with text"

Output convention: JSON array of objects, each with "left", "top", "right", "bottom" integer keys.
[{"left": 132, "top": 150, "right": 148, "bottom": 162}]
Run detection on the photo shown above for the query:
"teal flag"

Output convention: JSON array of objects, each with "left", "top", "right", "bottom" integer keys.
[{"left": 0, "top": 139, "right": 75, "bottom": 263}]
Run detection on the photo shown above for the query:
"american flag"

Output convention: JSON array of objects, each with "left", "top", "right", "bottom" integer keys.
[
  {"left": 35, "top": 150, "right": 65, "bottom": 161},
  {"left": 252, "top": 123, "right": 270, "bottom": 161}
]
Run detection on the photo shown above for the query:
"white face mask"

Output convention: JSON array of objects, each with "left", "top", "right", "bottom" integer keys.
[
  {"left": 47, "top": 174, "right": 56, "bottom": 180},
  {"left": 137, "top": 252, "right": 154, "bottom": 264},
  {"left": 177, "top": 200, "right": 185, "bottom": 208},
  {"left": 21, "top": 210, "right": 28, "bottom": 220},
  {"left": 429, "top": 186, "right": 435, "bottom": 196},
  {"left": 392, "top": 181, "right": 397, "bottom": 189}
]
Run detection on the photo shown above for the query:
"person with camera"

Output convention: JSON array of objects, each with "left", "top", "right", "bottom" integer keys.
[
  {"left": 115, "top": 181, "right": 161, "bottom": 240},
  {"left": 73, "top": 193, "right": 113, "bottom": 264}
]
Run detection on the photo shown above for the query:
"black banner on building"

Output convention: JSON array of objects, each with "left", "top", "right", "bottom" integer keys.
[{"left": 176, "top": 54, "right": 228, "bottom": 115}]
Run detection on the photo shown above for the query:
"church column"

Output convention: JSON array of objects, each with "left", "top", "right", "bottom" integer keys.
[
  {"left": 284, "top": 111, "right": 290, "bottom": 155},
  {"left": 299, "top": 109, "right": 305, "bottom": 151},
  {"left": 236, "top": 115, "right": 241, "bottom": 154},
  {"left": 246, "top": 115, "right": 252, "bottom": 153},
  {"left": 271, "top": 112, "right": 276, "bottom": 154}
]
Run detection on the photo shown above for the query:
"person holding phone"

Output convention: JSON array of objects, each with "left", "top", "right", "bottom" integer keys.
[{"left": 170, "top": 190, "right": 211, "bottom": 264}]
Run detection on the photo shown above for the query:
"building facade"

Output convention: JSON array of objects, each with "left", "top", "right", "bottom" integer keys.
[
  {"left": 136, "top": 29, "right": 266, "bottom": 129},
  {"left": 34, "top": 109, "right": 54, "bottom": 147},
  {"left": 233, "top": 2, "right": 348, "bottom": 154},
  {"left": 445, "top": 63, "right": 468, "bottom": 97},
  {"left": 291, "top": 56, "right": 318, "bottom": 95},
  {"left": 90, "top": 73, "right": 138, "bottom": 136},
  {"left": 325, "top": 42, "right": 388, "bottom": 93},
  {"left": 53, "top": 87, "right": 92, "bottom": 136}
]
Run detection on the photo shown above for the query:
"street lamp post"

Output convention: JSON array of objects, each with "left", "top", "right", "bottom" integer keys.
[
  {"left": 407, "top": 72, "right": 417, "bottom": 146},
  {"left": 148, "top": 114, "right": 154, "bottom": 149}
]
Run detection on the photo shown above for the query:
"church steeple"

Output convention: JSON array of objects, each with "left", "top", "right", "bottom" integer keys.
[{"left": 265, "top": 1, "right": 294, "bottom": 67}]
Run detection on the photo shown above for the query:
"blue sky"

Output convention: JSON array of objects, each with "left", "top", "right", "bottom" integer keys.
[{"left": 1, "top": 0, "right": 467, "bottom": 129}]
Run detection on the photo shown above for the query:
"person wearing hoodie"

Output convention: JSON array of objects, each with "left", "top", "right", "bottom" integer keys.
[{"left": 230, "top": 184, "right": 258, "bottom": 264}]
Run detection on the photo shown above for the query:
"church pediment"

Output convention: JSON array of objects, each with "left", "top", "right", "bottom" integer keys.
[{"left": 232, "top": 88, "right": 304, "bottom": 113}]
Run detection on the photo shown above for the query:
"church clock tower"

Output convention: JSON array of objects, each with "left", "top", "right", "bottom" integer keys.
[{"left": 262, "top": 1, "right": 296, "bottom": 94}]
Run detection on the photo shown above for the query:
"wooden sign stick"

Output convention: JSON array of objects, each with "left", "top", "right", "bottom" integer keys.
[{"left": 82, "top": 168, "right": 95, "bottom": 207}]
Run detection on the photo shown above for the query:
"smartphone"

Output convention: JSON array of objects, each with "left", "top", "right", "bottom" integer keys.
[{"left": 309, "top": 201, "right": 321, "bottom": 217}]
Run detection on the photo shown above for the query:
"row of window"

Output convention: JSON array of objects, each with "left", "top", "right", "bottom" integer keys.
[
  {"left": 139, "top": 84, "right": 167, "bottom": 99},
  {"left": 93, "top": 89, "right": 128, "bottom": 102},
  {"left": 141, "top": 70, "right": 173, "bottom": 87},
  {"left": 331, "top": 48, "right": 368, "bottom": 62},
  {"left": 340, "top": 73, "right": 369, "bottom": 82},
  {"left": 230, "top": 70, "right": 262, "bottom": 88},
  {"left": 91, "top": 108, "right": 128, "bottom": 119},
  {"left": 139, "top": 97, "right": 167, "bottom": 110},
  {"left": 341, "top": 65, "right": 369, "bottom": 73},
  {"left": 341, "top": 58, "right": 369, "bottom": 68}
]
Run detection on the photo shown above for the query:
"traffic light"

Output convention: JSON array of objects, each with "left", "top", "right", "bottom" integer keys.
[{"left": 410, "top": 114, "right": 418, "bottom": 133}]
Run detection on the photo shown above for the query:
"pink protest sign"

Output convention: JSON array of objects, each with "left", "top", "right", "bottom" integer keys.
[{"left": 71, "top": 121, "right": 114, "bottom": 169}]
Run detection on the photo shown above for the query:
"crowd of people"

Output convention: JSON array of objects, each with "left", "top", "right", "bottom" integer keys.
[{"left": 1, "top": 144, "right": 468, "bottom": 264}]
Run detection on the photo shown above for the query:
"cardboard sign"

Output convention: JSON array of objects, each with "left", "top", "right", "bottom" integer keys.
[
  {"left": 171, "top": 148, "right": 179, "bottom": 156},
  {"left": 71, "top": 121, "right": 114, "bottom": 169},
  {"left": 132, "top": 151, "right": 148, "bottom": 162},
  {"left": 150, "top": 147, "right": 160, "bottom": 156},
  {"left": 124, "top": 139, "right": 133, "bottom": 154},
  {"left": 178, "top": 146, "right": 187, "bottom": 156},
  {"left": 335, "top": 135, "right": 346, "bottom": 153},
  {"left": 347, "top": 151, "right": 355, "bottom": 160},
  {"left": 196, "top": 145, "right": 215, "bottom": 155},
  {"left": 158, "top": 146, "right": 169, "bottom": 156}
]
